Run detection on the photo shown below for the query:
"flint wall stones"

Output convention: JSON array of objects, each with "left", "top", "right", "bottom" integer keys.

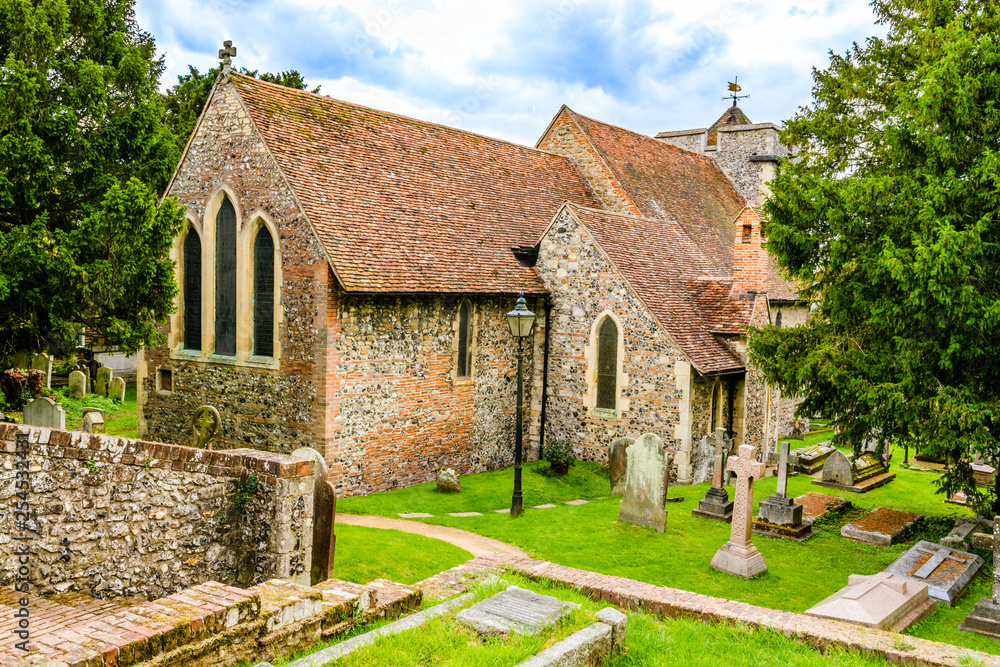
[{"left": 0, "top": 424, "right": 314, "bottom": 600}]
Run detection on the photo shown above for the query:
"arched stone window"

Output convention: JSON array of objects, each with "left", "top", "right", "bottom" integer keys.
[
  {"left": 456, "top": 301, "right": 472, "bottom": 379},
  {"left": 596, "top": 317, "right": 618, "bottom": 410},
  {"left": 215, "top": 198, "right": 237, "bottom": 356},
  {"left": 183, "top": 229, "right": 202, "bottom": 351},
  {"left": 253, "top": 227, "right": 275, "bottom": 357}
]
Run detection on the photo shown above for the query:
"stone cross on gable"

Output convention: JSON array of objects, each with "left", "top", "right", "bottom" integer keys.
[
  {"left": 727, "top": 444, "right": 767, "bottom": 549},
  {"left": 219, "top": 40, "right": 237, "bottom": 74}
]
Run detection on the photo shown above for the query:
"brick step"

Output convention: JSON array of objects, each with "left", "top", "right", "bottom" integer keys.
[{"left": 366, "top": 579, "right": 422, "bottom": 620}]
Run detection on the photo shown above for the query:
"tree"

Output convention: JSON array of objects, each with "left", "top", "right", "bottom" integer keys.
[
  {"left": 0, "top": 0, "right": 185, "bottom": 356},
  {"left": 164, "top": 65, "right": 319, "bottom": 143},
  {"left": 749, "top": 0, "right": 1000, "bottom": 515}
]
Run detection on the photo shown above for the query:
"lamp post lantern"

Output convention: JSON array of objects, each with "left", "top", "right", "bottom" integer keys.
[{"left": 506, "top": 292, "right": 536, "bottom": 517}]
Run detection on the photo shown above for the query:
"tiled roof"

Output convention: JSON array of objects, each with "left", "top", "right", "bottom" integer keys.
[
  {"left": 559, "top": 108, "right": 746, "bottom": 274},
  {"left": 564, "top": 204, "right": 747, "bottom": 374},
  {"left": 707, "top": 105, "right": 752, "bottom": 146},
  {"left": 229, "top": 74, "right": 602, "bottom": 294}
]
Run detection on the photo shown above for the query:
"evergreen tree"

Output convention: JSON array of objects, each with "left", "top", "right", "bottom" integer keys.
[
  {"left": 750, "top": 0, "right": 1000, "bottom": 515},
  {"left": 0, "top": 0, "right": 184, "bottom": 356}
]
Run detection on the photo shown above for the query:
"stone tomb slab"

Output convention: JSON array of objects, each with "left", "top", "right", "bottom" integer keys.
[
  {"left": 883, "top": 540, "right": 984, "bottom": 606},
  {"left": 805, "top": 572, "right": 935, "bottom": 632},
  {"left": 841, "top": 507, "right": 921, "bottom": 546},
  {"left": 456, "top": 586, "right": 579, "bottom": 637},
  {"left": 795, "top": 492, "right": 850, "bottom": 523}
]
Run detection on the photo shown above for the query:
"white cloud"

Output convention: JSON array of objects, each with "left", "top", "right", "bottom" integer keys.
[{"left": 137, "top": 0, "right": 881, "bottom": 145}]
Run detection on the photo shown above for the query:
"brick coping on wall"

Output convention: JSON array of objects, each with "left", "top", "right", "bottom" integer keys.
[{"left": 0, "top": 424, "right": 314, "bottom": 484}]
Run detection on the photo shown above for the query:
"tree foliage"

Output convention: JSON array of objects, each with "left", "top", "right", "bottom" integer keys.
[
  {"left": 0, "top": 0, "right": 184, "bottom": 355},
  {"left": 749, "top": 0, "right": 1000, "bottom": 515}
]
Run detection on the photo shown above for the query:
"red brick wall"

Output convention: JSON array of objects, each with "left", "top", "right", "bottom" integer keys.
[{"left": 732, "top": 207, "right": 768, "bottom": 294}]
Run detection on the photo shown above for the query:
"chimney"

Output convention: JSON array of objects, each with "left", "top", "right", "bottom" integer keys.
[{"left": 732, "top": 207, "right": 767, "bottom": 294}]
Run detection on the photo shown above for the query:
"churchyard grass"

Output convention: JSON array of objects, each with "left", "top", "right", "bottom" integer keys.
[
  {"left": 55, "top": 382, "right": 138, "bottom": 437},
  {"left": 339, "top": 450, "right": 1000, "bottom": 654},
  {"left": 332, "top": 524, "right": 472, "bottom": 585},
  {"left": 262, "top": 574, "right": 888, "bottom": 667}
]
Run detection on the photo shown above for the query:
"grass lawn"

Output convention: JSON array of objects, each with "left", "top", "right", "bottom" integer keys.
[
  {"left": 54, "top": 382, "right": 138, "bottom": 438},
  {"left": 332, "top": 525, "right": 472, "bottom": 585},
  {"left": 263, "top": 574, "right": 897, "bottom": 667},
  {"left": 337, "top": 447, "right": 1000, "bottom": 655}
]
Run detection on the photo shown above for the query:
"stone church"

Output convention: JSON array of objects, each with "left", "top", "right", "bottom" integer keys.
[{"left": 139, "top": 69, "right": 805, "bottom": 496}]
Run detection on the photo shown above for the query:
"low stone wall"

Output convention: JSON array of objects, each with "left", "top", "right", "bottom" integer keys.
[{"left": 0, "top": 425, "right": 314, "bottom": 600}]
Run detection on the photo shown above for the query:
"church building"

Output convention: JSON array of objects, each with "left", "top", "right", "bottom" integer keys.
[{"left": 139, "top": 67, "right": 805, "bottom": 496}]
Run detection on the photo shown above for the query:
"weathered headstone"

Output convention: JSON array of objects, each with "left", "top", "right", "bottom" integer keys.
[
  {"left": 805, "top": 572, "right": 935, "bottom": 632},
  {"left": 13, "top": 350, "right": 30, "bottom": 369},
  {"left": 960, "top": 517, "right": 1000, "bottom": 638},
  {"left": 754, "top": 440, "right": 811, "bottom": 540},
  {"left": 108, "top": 376, "right": 126, "bottom": 402},
  {"left": 815, "top": 450, "right": 894, "bottom": 492},
  {"left": 792, "top": 442, "right": 836, "bottom": 474},
  {"left": 23, "top": 397, "right": 65, "bottom": 430},
  {"left": 456, "top": 586, "right": 580, "bottom": 637},
  {"left": 884, "top": 540, "right": 983, "bottom": 606},
  {"left": 292, "top": 446, "right": 337, "bottom": 585},
  {"left": 617, "top": 433, "right": 670, "bottom": 533},
  {"left": 692, "top": 428, "right": 734, "bottom": 522},
  {"left": 788, "top": 418, "right": 807, "bottom": 441},
  {"left": 608, "top": 437, "right": 635, "bottom": 496},
  {"left": 192, "top": 404, "right": 221, "bottom": 449},
  {"left": 841, "top": 507, "right": 921, "bottom": 546},
  {"left": 435, "top": 467, "right": 461, "bottom": 493},
  {"left": 68, "top": 370, "right": 87, "bottom": 399},
  {"left": 710, "top": 444, "right": 767, "bottom": 578},
  {"left": 81, "top": 411, "right": 105, "bottom": 434},
  {"left": 94, "top": 366, "right": 112, "bottom": 398},
  {"left": 31, "top": 352, "right": 52, "bottom": 389},
  {"left": 942, "top": 517, "right": 993, "bottom": 551}
]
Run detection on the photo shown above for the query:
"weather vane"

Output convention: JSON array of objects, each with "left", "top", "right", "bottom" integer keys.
[{"left": 723, "top": 76, "right": 749, "bottom": 108}]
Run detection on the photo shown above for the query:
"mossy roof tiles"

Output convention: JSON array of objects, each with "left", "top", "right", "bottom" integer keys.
[{"left": 230, "top": 74, "right": 602, "bottom": 294}]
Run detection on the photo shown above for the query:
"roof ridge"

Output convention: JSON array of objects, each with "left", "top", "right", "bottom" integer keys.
[
  {"left": 565, "top": 202, "right": 680, "bottom": 226},
  {"left": 230, "top": 73, "right": 580, "bottom": 163}
]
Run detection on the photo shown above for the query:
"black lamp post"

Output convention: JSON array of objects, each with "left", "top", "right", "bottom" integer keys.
[{"left": 506, "top": 292, "right": 536, "bottom": 517}]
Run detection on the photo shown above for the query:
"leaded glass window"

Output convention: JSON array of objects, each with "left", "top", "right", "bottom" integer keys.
[
  {"left": 215, "top": 199, "right": 237, "bottom": 356},
  {"left": 254, "top": 227, "right": 275, "bottom": 357},
  {"left": 183, "top": 230, "right": 201, "bottom": 350},
  {"left": 457, "top": 302, "right": 472, "bottom": 378},
  {"left": 596, "top": 317, "right": 618, "bottom": 410}
]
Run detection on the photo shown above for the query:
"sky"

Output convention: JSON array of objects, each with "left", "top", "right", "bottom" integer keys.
[{"left": 137, "top": 0, "right": 884, "bottom": 146}]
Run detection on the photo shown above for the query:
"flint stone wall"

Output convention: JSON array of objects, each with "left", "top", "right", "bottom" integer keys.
[
  {"left": 0, "top": 424, "right": 313, "bottom": 600},
  {"left": 326, "top": 294, "right": 538, "bottom": 496}
]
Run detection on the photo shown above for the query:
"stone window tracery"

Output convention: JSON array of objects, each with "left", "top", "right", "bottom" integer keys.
[
  {"left": 596, "top": 316, "right": 618, "bottom": 410},
  {"left": 215, "top": 198, "right": 238, "bottom": 356},
  {"left": 457, "top": 301, "right": 472, "bottom": 379},
  {"left": 183, "top": 229, "right": 202, "bottom": 351},
  {"left": 253, "top": 227, "right": 275, "bottom": 357}
]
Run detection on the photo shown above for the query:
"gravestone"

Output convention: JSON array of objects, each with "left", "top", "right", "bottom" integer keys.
[
  {"left": 793, "top": 442, "right": 836, "bottom": 474},
  {"left": 942, "top": 517, "right": 993, "bottom": 551},
  {"left": 608, "top": 437, "right": 635, "bottom": 496},
  {"left": 81, "top": 411, "right": 105, "bottom": 434},
  {"left": 292, "top": 447, "right": 337, "bottom": 585},
  {"left": 754, "top": 440, "right": 811, "bottom": 540},
  {"left": 192, "top": 404, "right": 221, "bottom": 449},
  {"left": 68, "top": 370, "right": 87, "bottom": 399},
  {"left": 617, "top": 433, "right": 670, "bottom": 533},
  {"left": 692, "top": 428, "right": 734, "bottom": 522},
  {"left": 973, "top": 462, "right": 996, "bottom": 487},
  {"left": 436, "top": 467, "right": 461, "bottom": 493},
  {"left": 108, "top": 376, "right": 126, "bottom": 402},
  {"left": 841, "top": 507, "right": 921, "bottom": 546},
  {"left": 884, "top": 540, "right": 983, "bottom": 606},
  {"left": 31, "top": 352, "right": 52, "bottom": 389},
  {"left": 710, "top": 444, "right": 767, "bottom": 578},
  {"left": 788, "top": 418, "right": 807, "bottom": 441},
  {"left": 814, "top": 450, "right": 894, "bottom": 492},
  {"left": 13, "top": 350, "right": 30, "bottom": 369},
  {"left": 805, "top": 572, "right": 935, "bottom": 631},
  {"left": 960, "top": 517, "right": 1000, "bottom": 638},
  {"left": 23, "top": 397, "right": 65, "bottom": 430},
  {"left": 456, "top": 586, "right": 579, "bottom": 637},
  {"left": 77, "top": 364, "right": 92, "bottom": 393},
  {"left": 94, "top": 366, "right": 113, "bottom": 398}
]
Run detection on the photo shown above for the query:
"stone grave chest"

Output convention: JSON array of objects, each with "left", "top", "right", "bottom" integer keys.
[
  {"left": 942, "top": 517, "right": 993, "bottom": 551},
  {"left": 805, "top": 572, "right": 935, "bottom": 632},
  {"left": 841, "top": 507, "right": 921, "bottom": 546},
  {"left": 883, "top": 540, "right": 984, "bottom": 606},
  {"left": 814, "top": 450, "right": 895, "bottom": 493},
  {"left": 792, "top": 443, "right": 835, "bottom": 474},
  {"left": 456, "top": 586, "right": 579, "bottom": 637},
  {"left": 973, "top": 463, "right": 996, "bottom": 487}
]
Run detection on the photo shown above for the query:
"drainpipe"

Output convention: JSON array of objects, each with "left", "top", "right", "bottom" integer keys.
[{"left": 539, "top": 295, "right": 553, "bottom": 459}]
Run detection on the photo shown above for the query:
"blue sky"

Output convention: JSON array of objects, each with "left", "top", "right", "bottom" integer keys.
[{"left": 137, "top": 0, "right": 882, "bottom": 146}]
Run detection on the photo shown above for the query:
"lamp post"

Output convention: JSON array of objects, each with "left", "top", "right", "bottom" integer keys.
[{"left": 506, "top": 292, "right": 536, "bottom": 517}]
